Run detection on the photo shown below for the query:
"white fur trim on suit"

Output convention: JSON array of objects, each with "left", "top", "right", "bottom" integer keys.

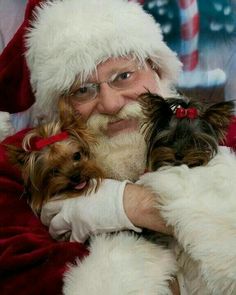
[
  {"left": 139, "top": 146, "right": 236, "bottom": 294},
  {"left": 0, "top": 111, "right": 15, "bottom": 141},
  {"left": 0, "top": 106, "right": 34, "bottom": 141},
  {"left": 63, "top": 232, "right": 177, "bottom": 295},
  {"left": 25, "top": 0, "right": 182, "bottom": 120}
]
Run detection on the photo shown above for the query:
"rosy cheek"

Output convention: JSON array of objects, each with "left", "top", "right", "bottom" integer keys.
[
  {"left": 133, "top": 72, "right": 160, "bottom": 96},
  {"left": 149, "top": 83, "right": 159, "bottom": 94},
  {"left": 142, "top": 81, "right": 160, "bottom": 96}
]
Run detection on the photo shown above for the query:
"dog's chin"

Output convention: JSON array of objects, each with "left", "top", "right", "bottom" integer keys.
[{"left": 91, "top": 130, "right": 147, "bottom": 182}]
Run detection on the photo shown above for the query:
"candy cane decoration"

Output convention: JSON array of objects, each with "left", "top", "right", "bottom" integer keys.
[
  {"left": 177, "top": 0, "right": 199, "bottom": 72},
  {"left": 129, "top": 0, "right": 145, "bottom": 4},
  {"left": 177, "top": 0, "right": 226, "bottom": 88}
]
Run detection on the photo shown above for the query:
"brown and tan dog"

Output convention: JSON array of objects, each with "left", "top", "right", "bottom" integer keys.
[{"left": 6, "top": 98, "right": 104, "bottom": 214}]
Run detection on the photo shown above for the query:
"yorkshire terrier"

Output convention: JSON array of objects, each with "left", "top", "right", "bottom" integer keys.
[
  {"left": 139, "top": 93, "right": 235, "bottom": 171},
  {"left": 6, "top": 98, "right": 104, "bottom": 214}
]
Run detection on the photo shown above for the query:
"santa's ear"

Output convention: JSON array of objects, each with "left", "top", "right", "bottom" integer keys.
[
  {"left": 5, "top": 144, "right": 28, "bottom": 168},
  {"left": 202, "top": 101, "right": 235, "bottom": 141}
]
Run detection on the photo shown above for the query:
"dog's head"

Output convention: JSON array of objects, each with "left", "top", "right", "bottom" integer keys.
[
  {"left": 139, "top": 93, "right": 235, "bottom": 170},
  {"left": 7, "top": 98, "right": 104, "bottom": 213}
]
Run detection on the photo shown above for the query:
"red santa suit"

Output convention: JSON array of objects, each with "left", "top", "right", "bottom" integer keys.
[{"left": 0, "top": 1, "right": 236, "bottom": 294}]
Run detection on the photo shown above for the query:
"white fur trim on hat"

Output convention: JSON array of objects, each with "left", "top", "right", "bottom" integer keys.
[{"left": 25, "top": 0, "right": 182, "bottom": 119}]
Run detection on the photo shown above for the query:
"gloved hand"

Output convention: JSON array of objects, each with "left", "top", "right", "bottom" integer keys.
[{"left": 40, "top": 179, "right": 141, "bottom": 243}]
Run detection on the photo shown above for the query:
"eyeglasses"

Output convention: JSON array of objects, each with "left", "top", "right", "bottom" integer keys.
[{"left": 69, "top": 63, "right": 144, "bottom": 104}]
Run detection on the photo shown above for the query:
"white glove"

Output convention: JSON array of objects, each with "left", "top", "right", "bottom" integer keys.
[{"left": 40, "top": 179, "right": 141, "bottom": 243}]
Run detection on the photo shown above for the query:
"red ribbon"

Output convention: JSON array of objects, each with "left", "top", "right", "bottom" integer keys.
[
  {"left": 30, "top": 131, "right": 69, "bottom": 151},
  {"left": 175, "top": 107, "right": 198, "bottom": 119}
]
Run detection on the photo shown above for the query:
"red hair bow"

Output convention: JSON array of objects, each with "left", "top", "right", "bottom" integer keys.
[
  {"left": 175, "top": 107, "right": 198, "bottom": 119},
  {"left": 30, "top": 131, "right": 69, "bottom": 151}
]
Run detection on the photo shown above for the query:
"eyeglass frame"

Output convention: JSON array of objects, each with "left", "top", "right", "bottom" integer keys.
[{"left": 67, "top": 60, "right": 153, "bottom": 104}]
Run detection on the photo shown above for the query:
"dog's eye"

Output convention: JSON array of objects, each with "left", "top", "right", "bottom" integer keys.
[
  {"left": 73, "top": 152, "right": 81, "bottom": 161},
  {"left": 50, "top": 168, "right": 59, "bottom": 175}
]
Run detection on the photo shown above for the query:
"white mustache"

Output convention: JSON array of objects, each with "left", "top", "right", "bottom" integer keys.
[{"left": 87, "top": 102, "right": 144, "bottom": 135}]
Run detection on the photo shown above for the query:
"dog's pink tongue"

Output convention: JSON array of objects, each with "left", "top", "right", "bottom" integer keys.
[{"left": 75, "top": 181, "right": 87, "bottom": 190}]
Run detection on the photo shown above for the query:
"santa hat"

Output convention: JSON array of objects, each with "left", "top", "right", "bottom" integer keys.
[
  {"left": 0, "top": 0, "right": 42, "bottom": 140},
  {"left": 0, "top": 0, "right": 182, "bottom": 139}
]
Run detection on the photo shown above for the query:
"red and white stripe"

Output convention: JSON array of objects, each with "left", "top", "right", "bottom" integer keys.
[
  {"left": 129, "top": 0, "right": 145, "bottom": 4},
  {"left": 178, "top": 0, "right": 199, "bottom": 71}
]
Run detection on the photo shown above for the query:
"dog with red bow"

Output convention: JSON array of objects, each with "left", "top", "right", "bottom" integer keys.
[
  {"left": 7, "top": 98, "right": 104, "bottom": 214},
  {"left": 139, "top": 93, "right": 235, "bottom": 170},
  {"left": 137, "top": 93, "right": 236, "bottom": 294}
]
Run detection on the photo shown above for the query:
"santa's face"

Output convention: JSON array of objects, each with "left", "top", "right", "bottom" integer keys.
[
  {"left": 69, "top": 56, "right": 161, "bottom": 138},
  {"left": 68, "top": 56, "right": 164, "bottom": 181}
]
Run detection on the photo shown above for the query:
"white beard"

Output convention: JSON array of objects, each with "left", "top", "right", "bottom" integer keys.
[
  {"left": 87, "top": 102, "right": 147, "bottom": 182},
  {"left": 92, "top": 131, "right": 147, "bottom": 182}
]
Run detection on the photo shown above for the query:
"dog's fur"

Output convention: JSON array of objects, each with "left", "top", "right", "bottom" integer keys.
[
  {"left": 138, "top": 93, "right": 236, "bottom": 294},
  {"left": 6, "top": 98, "right": 104, "bottom": 214},
  {"left": 139, "top": 93, "right": 235, "bottom": 170},
  {"left": 6, "top": 93, "right": 236, "bottom": 294}
]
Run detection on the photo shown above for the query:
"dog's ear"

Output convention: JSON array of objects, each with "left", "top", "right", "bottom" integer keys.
[
  {"left": 139, "top": 92, "right": 173, "bottom": 132},
  {"left": 5, "top": 144, "right": 28, "bottom": 168},
  {"left": 201, "top": 101, "right": 235, "bottom": 142}
]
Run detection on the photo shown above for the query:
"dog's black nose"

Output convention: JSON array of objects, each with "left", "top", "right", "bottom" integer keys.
[
  {"left": 70, "top": 174, "right": 81, "bottom": 183},
  {"left": 175, "top": 153, "right": 183, "bottom": 161}
]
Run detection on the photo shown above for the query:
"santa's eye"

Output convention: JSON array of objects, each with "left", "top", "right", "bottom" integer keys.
[{"left": 73, "top": 152, "right": 81, "bottom": 161}]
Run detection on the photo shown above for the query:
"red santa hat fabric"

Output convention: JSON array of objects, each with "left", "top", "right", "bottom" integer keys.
[{"left": 0, "top": 0, "right": 42, "bottom": 114}]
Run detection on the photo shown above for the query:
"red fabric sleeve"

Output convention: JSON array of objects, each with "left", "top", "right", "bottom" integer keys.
[
  {"left": 225, "top": 116, "right": 236, "bottom": 149},
  {"left": 0, "top": 129, "right": 88, "bottom": 295},
  {"left": 0, "top": 0, "right": 41, "bottom": 114}
]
